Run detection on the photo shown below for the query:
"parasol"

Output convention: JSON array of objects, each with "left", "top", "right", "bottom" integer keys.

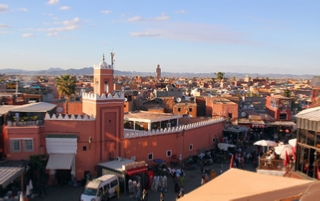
[
  {"left": 254, "top": 140, "right": 277, "bottom": 147},
  {"left": 289, "top": 138, "right": 297, "bottom": 147}
]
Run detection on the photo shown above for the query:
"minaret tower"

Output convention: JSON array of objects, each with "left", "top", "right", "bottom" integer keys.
[
  {"left": 93, "top": 53, "right": 114, "bottom": 95},
  {"left": 83, "top": 53, "right": 124, "bottom": 163},
  {"left": 156, "top": 64, "right": 161, "bottom": 81}
]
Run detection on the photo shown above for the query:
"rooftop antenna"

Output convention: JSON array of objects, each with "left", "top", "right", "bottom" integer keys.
[{"left": 111, "top": 50, "right": 115, "bottom": 66}]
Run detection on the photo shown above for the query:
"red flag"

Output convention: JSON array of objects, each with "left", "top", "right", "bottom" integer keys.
[
  {"left": 230, "top": 154, "right": 234, "bottom": 168},
  {"left": 284, "top": 150, "right": 290, "bottom": 167}
]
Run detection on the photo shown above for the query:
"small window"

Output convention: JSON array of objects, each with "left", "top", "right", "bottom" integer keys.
[
  {"left": 104, "top": 184, "right": 110, "bottom": 191},
  {"left": 166, "top": 150, "right": 172, "bottom": 157},
  {"left": 212, "top": 137, "right": 216, "bottom": 143},
  {"left": 189, "top": 144, "right": 193, "bottom": 151},
  {"left": 24, "top": 139, "right": 33, "bottom": 152},
  {"left": 178, "top": 108, "right": 181, "bottom": 112},
  {"left": 189, "top": 108, "right": 192, "bottom": 112},
  {"left": 83, "top": 146, "right": 87, "bottom": 151},
  {"left": 148, "top": 153, "right": 153, "bottom": 160},
  {"left": 10, "top": 139, "right": 21, "bottom": 152},
  {"left": 110, "top": 179, "right": 118, "bottom": 188}
]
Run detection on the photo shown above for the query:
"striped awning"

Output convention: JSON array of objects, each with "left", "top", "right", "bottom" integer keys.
[{"left": 0, "top": 167, "right": 24, "bottom": 188}]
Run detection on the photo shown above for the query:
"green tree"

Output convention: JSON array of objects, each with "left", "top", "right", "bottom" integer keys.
[
  {"left": 283, "top": 89, "right": 291, "bottom": 97},
  {"left": 214, "top": 72, "right": 225, "bottom": 83},
  {"left": 29, "top": 155, "right": 46, "bottom": 186},
  {"left": 55, "top": 74, "right": 77, "bottom": 114}
]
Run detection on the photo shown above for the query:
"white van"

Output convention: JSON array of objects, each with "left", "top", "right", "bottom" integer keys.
[{"left": 80, "top": 174, "right": 119, "bottom": 201}]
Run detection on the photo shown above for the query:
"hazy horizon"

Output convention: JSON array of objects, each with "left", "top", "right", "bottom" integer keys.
[{"left": 1, "top": 1, "right": 319, "bottom": 75}]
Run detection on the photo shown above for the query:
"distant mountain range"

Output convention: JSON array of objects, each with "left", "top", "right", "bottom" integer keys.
[{"left": 0, "top": 67, "right": 315, "bottom": 79}]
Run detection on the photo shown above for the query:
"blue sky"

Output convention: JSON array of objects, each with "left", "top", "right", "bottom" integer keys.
[{"left": 0, "top": 0, "right": 319, "bottom": 75}]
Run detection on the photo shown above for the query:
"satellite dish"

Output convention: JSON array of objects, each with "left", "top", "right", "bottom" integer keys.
[
  {"left": 208, "top": 94, "right": 212, "bottom": 98},
  {"left": 125, "top": 98, "right": 128, "bottom": 102},
  {"left": 241, "top": 112, "right": 247, "bottom": 117},
  {"left": 57, "top": 107, "right": 63, "bottom": 113},
  {"left": 176, "top": 97, "right": 181, "bottom": 103}
]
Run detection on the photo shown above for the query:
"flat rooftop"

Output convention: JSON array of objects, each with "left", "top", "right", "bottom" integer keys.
[{"left": 124, "top": 111, "right": 182, "bottom": 123}]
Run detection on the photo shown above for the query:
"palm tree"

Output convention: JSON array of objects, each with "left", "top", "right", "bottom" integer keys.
[
  {"left": 55, "top": 74, "right": 77, "bottom": 114},
  {"left": 214, "top": 72, "right": 225, "bottom": 83},
  {"left": 283, "top": 89, "right": 291, "bottom": 97}
]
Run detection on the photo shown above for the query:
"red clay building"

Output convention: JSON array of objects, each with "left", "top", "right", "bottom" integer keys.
[
  {"left": 1, "top": 55, "right": 225, "bottom": 187},
  {"left": 266, "top": 95, "right": 292, "bottom": 121}
]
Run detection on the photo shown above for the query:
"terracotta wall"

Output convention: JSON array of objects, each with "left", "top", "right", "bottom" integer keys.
[
  {"left": 172, "top": 103, "right": 197, "bottom": 117},
  {"left": 212, "top": 103, "right": 238, "bottom": 119},
  {"left": 121, "top": 122, "right": 224, "bottom": 166},
  {"left": 4, "top": 126, "right": 42, "bottom": 160},
  {"left": 44, "top": 120, "right": 97, "bottom": 179}
]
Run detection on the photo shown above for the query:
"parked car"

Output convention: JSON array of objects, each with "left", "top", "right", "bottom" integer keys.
[{"left": 80, "top": 174, "right": 118, "bottom": 201}]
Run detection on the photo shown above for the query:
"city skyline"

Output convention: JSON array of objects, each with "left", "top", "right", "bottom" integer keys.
[{"left": 0, "top": 0, "right": 319, "bottom": 75}]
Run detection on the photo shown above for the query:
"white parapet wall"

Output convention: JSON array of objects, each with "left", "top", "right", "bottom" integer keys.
[
  {"left": 81, "top": 92, "right": 125, "bottom": 100},
  {"left": 45, "top": 113, "right": 95, "bottom": 121},
  {"left": 123, "top": 117, "right": 225, "bottom": 138}
]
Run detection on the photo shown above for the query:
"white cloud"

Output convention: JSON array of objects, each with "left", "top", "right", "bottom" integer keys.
[
  {"left": 47, "top": 32, "right": 57, "bottom": 36},
  {"left": 130, "top": 32, "right": 160, "bottom": 37},
  {"left": 128, "top": 16, "right": 144, "bottom": 22},
  {"left": 59, "top": 6, "right": 70, "bottom": 10},
  {"left": 22, "top": 33, "right": 36, "bottom": 37},
  {"left": 101, "top": 10, "right": 112, "bottom": 14},
  {"left": 38, "top": 17, "right": 81, "bottom": 34},
  {"left": 0, "top": 4, "right": 8, "bottom": 12},
  {"left": 153, "top": 12, "right": 169, "bottom": 21},
  {"left": 61, "top": 17, "right": 80, "bottom": 27},
  {"left": 128, "top": 13, "right": 169, "bottom": 22},
  {"left": 47, "top": 0, "right": 59, "bottom": 5},
  {"left": 0, "top": 24, "right": 8, "bottom": 28},
  {"left": 175, "top": 10, "right": 188, "bottom": 14}
]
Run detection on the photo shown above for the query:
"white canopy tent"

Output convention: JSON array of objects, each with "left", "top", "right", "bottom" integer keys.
[{"left": 254, "top": 140, "right": 277, "bottom": 147}]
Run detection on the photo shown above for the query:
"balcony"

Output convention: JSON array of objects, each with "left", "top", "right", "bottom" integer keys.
[{"left": 6, "top": 120, "right": 44, "bottom": 127}]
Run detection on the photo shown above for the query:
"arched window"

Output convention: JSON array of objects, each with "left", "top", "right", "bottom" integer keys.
[{"left": 104, "top": 81, "right": 109, "bottom": 93}]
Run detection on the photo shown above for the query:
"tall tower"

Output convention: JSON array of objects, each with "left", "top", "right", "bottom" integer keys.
[
  {"left": 93, "top": 53, "right": 114, "bottom": 95},
  {"left": 82, "top": 53, "right": 124, "bottom": 162},
  {"left": 156, "top": 64, "right": 161, "bottom": 81}
]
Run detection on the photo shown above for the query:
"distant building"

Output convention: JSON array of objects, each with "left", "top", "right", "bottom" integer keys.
[
  {"left": 266, "top": 95, "right": 292, "bottom": 121},
  {"left": 311, "top": 76, "right": 320, "bottom": 107},
  {"left": 156, "top": 64, "right": 161, "bottom": 81}
]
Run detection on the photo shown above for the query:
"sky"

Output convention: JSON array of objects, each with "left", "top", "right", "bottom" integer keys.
[{"left": 0, "top": 0, "right": 319, "bottom": 75}]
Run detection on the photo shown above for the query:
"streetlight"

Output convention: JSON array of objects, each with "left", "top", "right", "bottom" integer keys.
[{"left": 88, "top": 136, "right": 92, "bottom": 150}]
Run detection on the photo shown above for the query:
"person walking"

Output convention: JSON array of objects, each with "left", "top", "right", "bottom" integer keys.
[
  {"left": 141, "top": 189, "right": 148, "bottom": 201},
  {"left": 180, "top": 169, "right": 185, "bottom": 187},
  {"left": 159, "top": 191, "right": 165, "bottom": 201}
]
